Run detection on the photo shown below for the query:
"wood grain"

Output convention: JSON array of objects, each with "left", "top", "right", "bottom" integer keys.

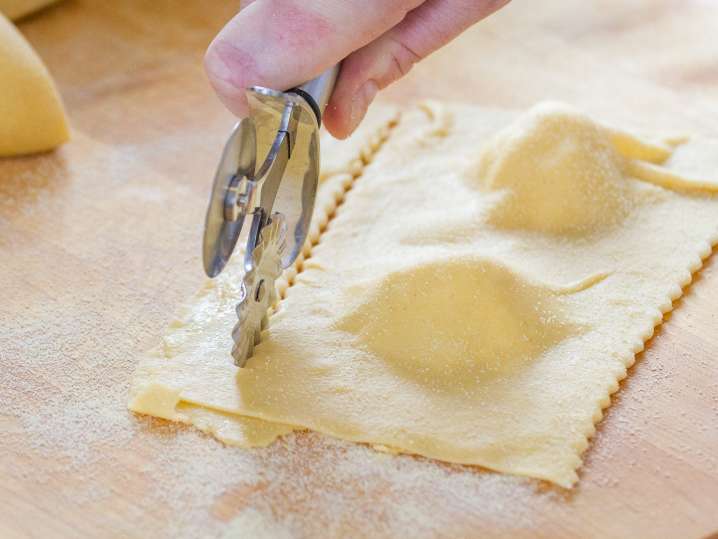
[{"left": 1, "top": 1, "right": 717, "bottom": 538}]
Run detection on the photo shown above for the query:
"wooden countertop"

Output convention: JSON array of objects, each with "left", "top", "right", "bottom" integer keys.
[{"left": 1, "top": 1, "right": 717, "bottom": 537}]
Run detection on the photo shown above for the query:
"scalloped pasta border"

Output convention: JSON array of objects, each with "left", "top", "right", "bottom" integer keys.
[{"left": 272, "top": 113, "right": 400, "bottom": 307}]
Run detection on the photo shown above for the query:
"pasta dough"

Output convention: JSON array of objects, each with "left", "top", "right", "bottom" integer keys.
[
  {"left": 0, "top": 12, "right": 68, "bottom": 157},
  {"left": 129, "top": 106, "right": 398, "bottom": 448},
  {"left": 130, "top": 101, "right": 718, "bottom": 487},
  {"left": 0, "top": 0, "right": 60, "bottom": 20}
]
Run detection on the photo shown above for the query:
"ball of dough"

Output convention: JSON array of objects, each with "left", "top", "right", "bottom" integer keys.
[
  {"left": 0, "top": 11, "right": 68, "bottom": 157},
  {"left": 0, "top": 0, "right": 60, "bottom": 20}
]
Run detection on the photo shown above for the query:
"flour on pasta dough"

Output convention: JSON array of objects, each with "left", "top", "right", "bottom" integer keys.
[{"left": 130, "top": 101, "right": 718, "bottom": 487}]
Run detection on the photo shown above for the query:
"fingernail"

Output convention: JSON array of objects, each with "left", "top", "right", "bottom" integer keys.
[{"left": 348, "top": 80, "right": 379, "bottom": 134}]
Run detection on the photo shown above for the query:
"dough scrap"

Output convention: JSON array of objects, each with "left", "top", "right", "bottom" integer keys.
[
  {"left": 130, "top": 101, "right": 718, "bottom": 487},
  {"left": 0, "top": 0, "right": 60, "bottom": 20},
  {"left": 0, "top": 12, "right": 68, "bottom": 157}
]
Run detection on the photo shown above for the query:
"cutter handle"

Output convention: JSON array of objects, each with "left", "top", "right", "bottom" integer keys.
[{"left": 289, "top": 64, "right": 340, "bottom": 126}]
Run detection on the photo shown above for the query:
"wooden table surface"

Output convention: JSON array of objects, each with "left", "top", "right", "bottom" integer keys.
[{"left": 1, "top": 1, "right": 717, "bottom": 538}]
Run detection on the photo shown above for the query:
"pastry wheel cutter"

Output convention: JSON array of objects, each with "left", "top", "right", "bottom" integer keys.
[{"left": 202, "top": 66, "right": 339, "bottom": 367}]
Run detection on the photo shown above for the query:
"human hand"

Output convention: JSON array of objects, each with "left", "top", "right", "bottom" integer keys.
[{"left": 204, "top": 0, "right": 510, "bottom": 139}]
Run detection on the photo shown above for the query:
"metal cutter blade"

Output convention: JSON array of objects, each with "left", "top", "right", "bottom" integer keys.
[
  {"left": 202, "top": 65, "right": 339, "bottom": 366},
  {"left": 202, "top": 117, "right": 257, "bottom": 278}
]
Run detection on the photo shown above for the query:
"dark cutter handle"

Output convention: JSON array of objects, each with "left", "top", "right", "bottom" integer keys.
[{"left": 288, "top": 64, "right": 340, "bottom": 127}]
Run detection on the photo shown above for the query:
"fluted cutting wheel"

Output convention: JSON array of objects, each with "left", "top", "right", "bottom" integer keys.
[{"left": 231, "top": 213, "right": 287, "bottom": 366}]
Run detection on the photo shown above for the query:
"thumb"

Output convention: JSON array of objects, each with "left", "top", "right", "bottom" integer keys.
[
  {"left": 204, "top": 0, "right": 423, "bottom": 118},
  {"left": 323, "top": 0, "right": 511, "bottom": 139}
]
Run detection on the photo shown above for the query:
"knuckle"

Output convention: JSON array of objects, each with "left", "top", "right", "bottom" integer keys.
[
  {"left": 203, "top": 38, "right": 258, "bottom": 92},
  {"left": 388, "top": 38, "right": 421, "bottom": 80}
]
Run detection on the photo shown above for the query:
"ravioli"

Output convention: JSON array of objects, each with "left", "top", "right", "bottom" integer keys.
[{"left": 130, "top": 102, "right": 718, "bottom": 487}]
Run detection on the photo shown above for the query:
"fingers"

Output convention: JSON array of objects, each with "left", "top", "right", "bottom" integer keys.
[
  {"left": 204, "top": 0, "right": 423, "bottom": 117},
  {"left": 323, "top": 0, "right": 511, "bottom": 138}
]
